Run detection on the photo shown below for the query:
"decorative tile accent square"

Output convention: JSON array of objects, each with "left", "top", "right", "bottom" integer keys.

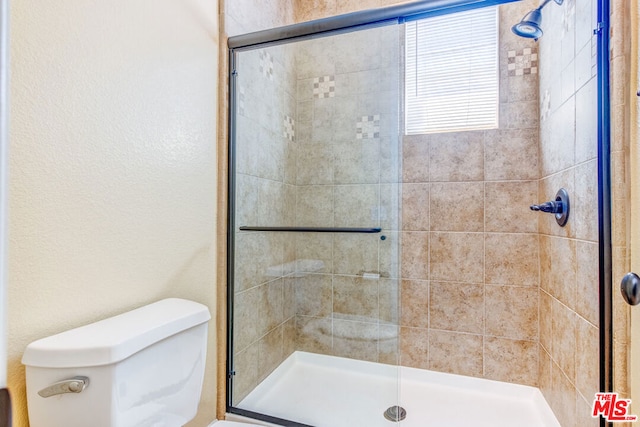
[
  {"left": 313, "top": 75, "right": 335, "bottom": 98},
  {"left": 238, "top": 85, "right": 245, "bottom": 116},
  {"left": 356, "top": 115, "right": 380, "bottom": 139},
  {"left": 507, "top": 48, "right": 538, "bottom": 76},
  {"left": 259, "top": 51, "right": 274, "bottom": 80},
  {"left": 540, "top": 90, "right": 551, "bottom": 122},
  {"left": 283, "top": 115, "right": 295, "bottom": 141}
]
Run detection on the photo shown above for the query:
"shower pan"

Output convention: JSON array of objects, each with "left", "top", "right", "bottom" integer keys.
[{"left": 226, "top": 0, "right": 611, "bottom": 426}]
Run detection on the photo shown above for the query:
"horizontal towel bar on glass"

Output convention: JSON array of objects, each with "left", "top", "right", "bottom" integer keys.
[{"left": 239, "top": 226, "right": 382, "bottom": 233}]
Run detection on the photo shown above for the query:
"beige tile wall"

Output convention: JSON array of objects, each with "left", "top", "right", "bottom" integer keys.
[
  {"left": 296, "top": 0, "right": 410, "bottom": 22},
  {"left": 232, "top": 22, "right": 403, "bottom": 403},
  {"left": 537, "top": 0, "right": 601, "bottom": 425},
  {"left": 292, "top": 24, "right": 403, "bottom": 364},
  {"left": 395, "top": 1, "right": 543, "bottom": 388},
  {"left": 223, "top": 5, "right": 299, "bottom": 404}
]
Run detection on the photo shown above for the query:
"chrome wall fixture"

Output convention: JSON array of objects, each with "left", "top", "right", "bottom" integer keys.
[
  {"left": 511, "top": 0, "right": 564, "bottom": 40},
  {"left": 37, "top": 376, "right": 89, "bottom": 398}
]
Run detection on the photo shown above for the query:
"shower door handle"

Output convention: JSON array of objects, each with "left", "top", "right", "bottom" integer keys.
[{"left": 621, "top": 273, "right": 640, "bottom": 306}]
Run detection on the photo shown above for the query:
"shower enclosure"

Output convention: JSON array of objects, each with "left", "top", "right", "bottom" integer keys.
[
  {"left": 229, "top": 21, "right": 403, "bottom": 425},
  {"left": 226, "top": 0, "right": 610, "bottom": 425}
]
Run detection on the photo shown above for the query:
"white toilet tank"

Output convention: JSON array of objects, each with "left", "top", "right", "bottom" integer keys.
[{"left": 22, "top": 298, "right": 211, "bottom": 427}]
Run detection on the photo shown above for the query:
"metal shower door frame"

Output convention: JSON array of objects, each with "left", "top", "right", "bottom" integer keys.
[{"left": 596, "top": 1, "right": 612, "bottom": 426}]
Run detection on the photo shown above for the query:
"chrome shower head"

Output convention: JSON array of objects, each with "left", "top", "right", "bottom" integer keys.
[{"left": 511, "top": 0, "right": 564, "bottom": 40}]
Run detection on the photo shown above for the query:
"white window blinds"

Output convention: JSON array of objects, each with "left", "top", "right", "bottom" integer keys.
[{"left": 405, "top": 7, "right": 499, "bottom": 135}]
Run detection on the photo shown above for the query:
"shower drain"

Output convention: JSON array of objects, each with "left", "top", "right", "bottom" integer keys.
[{"left": 383, "top": 405, "right": 407, "bottom": 422}]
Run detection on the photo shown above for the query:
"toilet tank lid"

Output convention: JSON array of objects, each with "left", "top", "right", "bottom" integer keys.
[{"left": 22, "top": 298, "right": 211, "bottom": 368}]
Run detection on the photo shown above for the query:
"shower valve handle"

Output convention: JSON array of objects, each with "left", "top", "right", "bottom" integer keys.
[
  {"left": 529, "top": 188, "right": 570, "bottom": 227},
  {"left": 530, "top": 201, "right": 563, "bottom": 214}
]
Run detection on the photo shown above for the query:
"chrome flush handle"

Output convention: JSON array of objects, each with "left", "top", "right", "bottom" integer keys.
[{"left": 37, "top": 376, "right": 89, "bottom": 398}]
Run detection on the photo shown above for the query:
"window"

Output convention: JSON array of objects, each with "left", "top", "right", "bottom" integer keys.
[{"left": 405, "top": 7, "right": 499, "bottom": 135}]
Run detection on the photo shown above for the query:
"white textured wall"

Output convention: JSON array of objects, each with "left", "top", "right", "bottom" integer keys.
[{"left": 8, "top": 0, "right": 219, "bottom": 425}]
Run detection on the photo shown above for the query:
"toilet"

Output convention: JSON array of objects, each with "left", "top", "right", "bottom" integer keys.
[{"left": 22, "top": 298, "right": 211, "bottom": 427}]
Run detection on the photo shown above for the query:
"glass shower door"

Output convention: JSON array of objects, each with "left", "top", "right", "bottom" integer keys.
[{"left": 229, "top": 23, "right": 402, "bottom": 427}]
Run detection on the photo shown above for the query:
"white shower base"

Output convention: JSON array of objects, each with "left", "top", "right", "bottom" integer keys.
[{"left": 238, "top": 351, "right": 560, "bottom": 427}]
